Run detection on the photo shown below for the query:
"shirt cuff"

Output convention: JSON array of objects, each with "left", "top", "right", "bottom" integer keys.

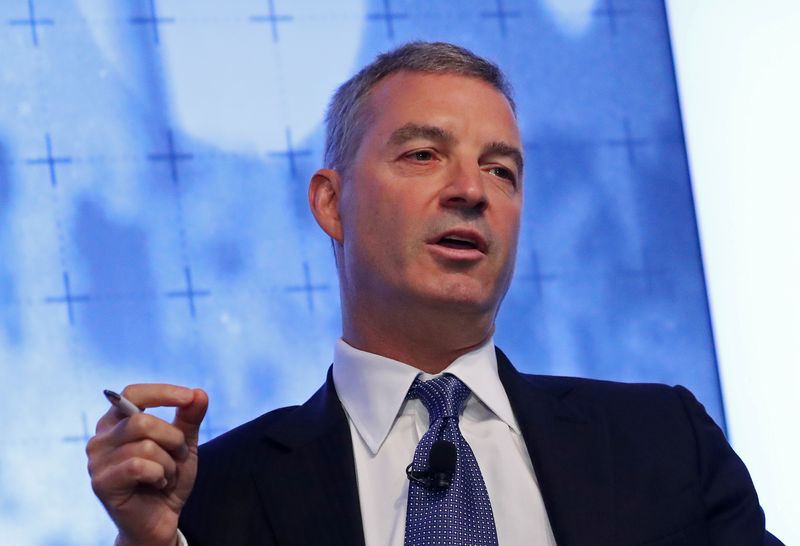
[{"left": 176, "top": 529, "right": 188, "bottom": 546}]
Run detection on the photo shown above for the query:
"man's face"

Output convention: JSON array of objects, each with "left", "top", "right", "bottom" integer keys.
[{"left": 338, "top": 71, "right": 523, "bottom": 316}]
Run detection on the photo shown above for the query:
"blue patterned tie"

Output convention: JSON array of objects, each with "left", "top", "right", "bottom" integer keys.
[{"left": 404, "top": 374, "right": 499, "bottom": 546}]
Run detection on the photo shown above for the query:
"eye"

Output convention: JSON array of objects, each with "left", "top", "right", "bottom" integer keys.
[
  {"left": 405, "top": 150, "right": 435, "bottom": 162},
  {"left": 488, "top": 165, "right": 517, "bottom": 185}
]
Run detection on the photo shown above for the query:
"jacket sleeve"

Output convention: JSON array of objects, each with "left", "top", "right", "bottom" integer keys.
[{"left": 673, "top": 386, "right": 784, "bottom": 545}]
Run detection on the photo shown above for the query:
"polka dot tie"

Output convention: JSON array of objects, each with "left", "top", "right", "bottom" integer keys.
[{"left": 404, "top": 374, "right": 499, "bottom": 546}]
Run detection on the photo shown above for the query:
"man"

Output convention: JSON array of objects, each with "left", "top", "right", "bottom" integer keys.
[{"left": 87, "top": 42, "right": 781, "bottom": 546}]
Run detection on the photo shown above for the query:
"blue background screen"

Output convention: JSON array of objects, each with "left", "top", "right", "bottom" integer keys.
[{"left": 0, "top": 1, "right": 722, "bottom": 543}]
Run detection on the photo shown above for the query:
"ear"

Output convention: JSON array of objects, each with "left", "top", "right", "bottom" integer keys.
[{"left": 308, "top": 168, "right": 344, "bottom": 242}]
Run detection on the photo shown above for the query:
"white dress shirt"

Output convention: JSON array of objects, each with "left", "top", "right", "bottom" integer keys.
[
  {"left": 333, "top": 338, "right": 556, "bottom": 546},
  {"left": 177, "top": 338, "right": 555, "bottom": 546}
]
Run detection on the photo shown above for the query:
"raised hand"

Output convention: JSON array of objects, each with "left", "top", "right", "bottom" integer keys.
[{"left": 87, "top": 384, "right": 208, "bottom": 546}]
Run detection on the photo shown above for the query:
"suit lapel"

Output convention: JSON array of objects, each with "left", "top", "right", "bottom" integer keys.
[
  {"left": 250, "top": 367, "right": 365, "bottom": 546},
  {"left": 497, "top": 349, "right": 616, "bottom": 546},
  {"left": 246, "top": 352, "right": 616, "bottom": 545}
]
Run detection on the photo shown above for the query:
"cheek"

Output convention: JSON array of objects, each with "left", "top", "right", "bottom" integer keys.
[
  {"left": 508, "top": 218, "right": 521, "bottom": 248},
  {"left": 496, "top": 209, "right": 522, "bottom": 261},
  {"left": 348, "top": 193, "right": 405, "bottom": 264}
]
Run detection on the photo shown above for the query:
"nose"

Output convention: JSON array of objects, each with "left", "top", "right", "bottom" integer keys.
[{"left": 439, "top": 162, "right": 488, "bottom": 213}]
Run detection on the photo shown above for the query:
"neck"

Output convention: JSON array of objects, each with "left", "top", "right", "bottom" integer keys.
[{"left": 342, "top": 297, "right": 496, "bottom": 374}]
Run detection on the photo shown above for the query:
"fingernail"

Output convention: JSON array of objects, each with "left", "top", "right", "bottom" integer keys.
[{"left": 158, "top": 477, "right": 168, "bottom": 489}]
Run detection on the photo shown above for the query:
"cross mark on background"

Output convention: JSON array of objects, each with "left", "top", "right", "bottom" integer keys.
[
  {"left": 269, "top": 127, "right": 311, "bottom": 180},
  {"left": 602, "top": 117, "right": 648, "bottom": 166},
  {"left": 367, "top": 0, "right": 408, "bottom": 40},
  {"left": 166, "top": 266, "right": 210, "bottom": 319},
  {"left": 62, "top": 412, "right": 90, "bottom": 444},
  {"left": 26, "top": 133, "right": 72, "bottom": 187},
  {"left": 481, "top": 0, "right": 522, "bottom": 37},
  {"left": 618, "top": 247, "right": 665, "bottom": 295},
  {"left": 148, "top": 129, "right": 193, "bottom": 183},
  {"left": 8, "top": 0, "right": 53, "bottom": 47},
  {"left": 129, "top": 0, "right": 175, "bottom": 45},
  {"left": 250, "top": 0, "right": 293, "bottom": 43},
  {"left": 593, "top": 0, "right": 633, "bottom": 35},
  {"left": 45, "top": 271, "right": 90, "bottom": 326},
  {"left": 286, "top": 262, "right": 329, "bottom": 312},
  {"left": 519, "top": 250, "right": 560, "bottom": 299}
]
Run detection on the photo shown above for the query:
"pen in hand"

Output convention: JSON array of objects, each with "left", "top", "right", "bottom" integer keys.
[{"left": 103, "top": 389, "right": 142, "bottom": 417}]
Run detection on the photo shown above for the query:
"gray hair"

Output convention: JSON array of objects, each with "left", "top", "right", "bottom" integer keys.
[{"left": 323, "top": 41, "right": 515, "bottom": 175}]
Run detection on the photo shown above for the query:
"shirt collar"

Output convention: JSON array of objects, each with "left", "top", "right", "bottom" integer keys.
[{"left": 332, "top": 337, "right": 520, "bottom": 455}]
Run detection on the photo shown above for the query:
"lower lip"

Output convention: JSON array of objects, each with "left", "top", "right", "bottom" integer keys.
[{"left": 427, "top": 243, "right": 485, "bottom": 262}]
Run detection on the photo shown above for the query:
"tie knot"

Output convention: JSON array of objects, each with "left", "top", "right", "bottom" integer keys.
[{"left": 407, "top": 374, "right": 471, "bottom": 423}]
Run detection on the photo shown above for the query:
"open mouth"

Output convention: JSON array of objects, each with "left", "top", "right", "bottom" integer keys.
[
  {"left": 436, "top": 236, "right": 480, "bottom": 250},
  {"left": 429, "top": 229, "right": 487, "bottom": 255}
]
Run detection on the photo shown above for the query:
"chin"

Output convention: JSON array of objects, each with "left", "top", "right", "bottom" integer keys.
[{"left": 418, "top": 280, "right": 496, "bottom": 313}]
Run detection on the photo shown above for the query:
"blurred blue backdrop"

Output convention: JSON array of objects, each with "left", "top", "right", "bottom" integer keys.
[{"left": 0, "top": 0, "right": 723, "bottom": 543}]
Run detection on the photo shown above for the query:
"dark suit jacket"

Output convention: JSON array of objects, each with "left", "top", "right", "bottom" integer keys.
[{"left": 180, "top": 349, "right": 782, "bottom": 545}]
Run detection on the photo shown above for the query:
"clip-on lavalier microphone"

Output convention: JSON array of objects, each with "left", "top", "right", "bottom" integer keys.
[{"left": 406, "top": 439, "right": 457, "bottom": 491}]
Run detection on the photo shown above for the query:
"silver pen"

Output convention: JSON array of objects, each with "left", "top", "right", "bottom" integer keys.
[{"left": 103, "top": 389, "right": 142, "bottom": 416}]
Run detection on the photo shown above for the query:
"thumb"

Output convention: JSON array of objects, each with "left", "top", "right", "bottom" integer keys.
[{"left": 173, "top": 388, "right": 209, "bottom": 447}]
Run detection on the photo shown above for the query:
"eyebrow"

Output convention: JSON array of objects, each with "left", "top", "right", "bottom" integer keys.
[{"left": 387, "top": 123, "right": 456, "bottom": 147}]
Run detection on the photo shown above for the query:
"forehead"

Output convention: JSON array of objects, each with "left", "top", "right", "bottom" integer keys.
[{"left": 361, "top": 71, "right": 520, "bottom": 143}]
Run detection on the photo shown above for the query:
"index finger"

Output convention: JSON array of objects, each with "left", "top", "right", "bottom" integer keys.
[
  {"left": 95, "top": 384, "right": 194, "bottom": 433},
  {"left": 120, "top": 383, "right": 195, "bottom": 409}
]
